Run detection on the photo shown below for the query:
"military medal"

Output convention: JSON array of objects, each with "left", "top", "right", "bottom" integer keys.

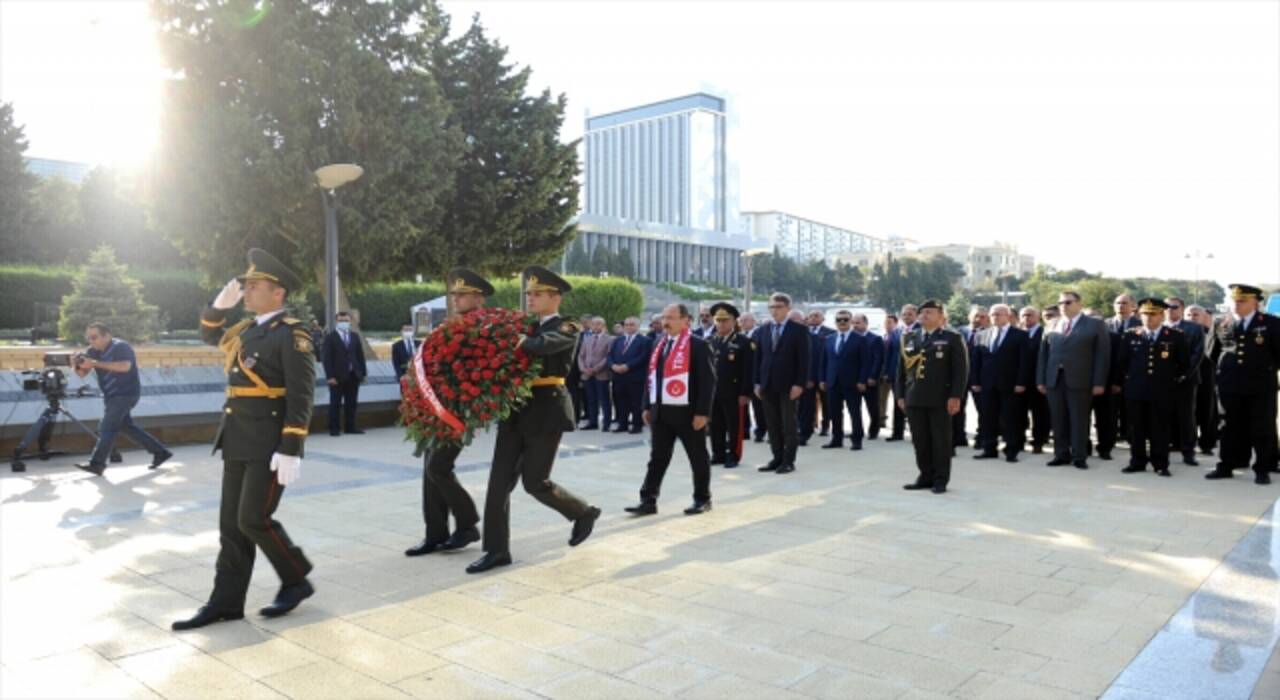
[
  {"left": 1161, "top": 351, "right": 1169, "bottom": 359},
  {"left": 1257, "top": 335, "right": 1265, "bottom": 345}
]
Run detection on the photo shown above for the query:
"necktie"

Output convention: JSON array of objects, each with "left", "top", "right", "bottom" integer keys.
[
  {"left": 836, "top": 332, "right": 845, "bottom": 354},
  {"left": 623, "top": 335, "right": 632, "bottom": 353},
  {"left": 992, "top": 328, "right": 1004, "bottom": 351},
  {"left": 772, "top": 324, "right": 781, "bottom": 349},
  {"left": 1062, "top": 318, "right": 1072, "bottom": 336},
  {"left": 662, "top": 337, "right": 674, "bottom": 361}
]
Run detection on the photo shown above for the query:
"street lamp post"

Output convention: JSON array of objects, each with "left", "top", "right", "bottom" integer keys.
[
  {"left": 1184, "top": 250, "right": 1214, "bottom": 306},
  {"left": 314, "top": 163, "right": 364, "bottom": 327},
  {"left": 741, "top": 247, "right": 773, "bottom": 314}
]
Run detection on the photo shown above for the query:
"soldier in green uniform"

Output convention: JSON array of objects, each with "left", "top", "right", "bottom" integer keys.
[
  {"left": 1206, "top": 284, "right": 1280, "bottom": 485},
  {"left": 1118, "top": 298, "right": 1188, "bottom": 477},
  {"left": 173, "top": 249, "right": 317, "bottom": 630},
  {"left": 405, "top": 269, "right": 491, "bottom": 557},
  {"left": 896, "top": 299, "right": 969, "bottom": 494},
  {"left": 467, "top": 266, "right": 602, "bottom": 573},
  {"left": 707, "top": 302, "right": 753, "bottom": 469}
]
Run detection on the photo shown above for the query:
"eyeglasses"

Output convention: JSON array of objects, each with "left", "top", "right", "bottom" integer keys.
[
  {"left": 1167, "top": 305, "right": 1181, "bottom": 310},
  {"left": 835, "top": 318, "right": 851, "bottom": 323},
  {"left": 1058, "top": 300, "right": 1075, "bottom": 306},
  {"left": 86, "top": 334, "right": 101, "bottom": 342},
  {"left": 767, "top": 304, "right": 786, "bottom": 309}
]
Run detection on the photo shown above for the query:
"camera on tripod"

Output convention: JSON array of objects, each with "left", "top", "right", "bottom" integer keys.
[{"left": 20, "top": 352, "right": 80, "bottom": 398}]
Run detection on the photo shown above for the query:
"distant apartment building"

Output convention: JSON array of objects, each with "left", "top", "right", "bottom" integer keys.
[
  {"left": 740, "top": 211, "right": 890, "bottom": 264},
  {"left": 24, "top": 157, "right": 92, "bottom": 183},
  {"left": 835, "top": 241, "right": 1035, "bottom": 290}
]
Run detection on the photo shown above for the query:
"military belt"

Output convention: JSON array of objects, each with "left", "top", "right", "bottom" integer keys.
[
  {"left": 531, "top": 377, "right": 566, "bottom": 387},
  {"left": 226, "top": 386, "right": 287, "bottom": 399}
]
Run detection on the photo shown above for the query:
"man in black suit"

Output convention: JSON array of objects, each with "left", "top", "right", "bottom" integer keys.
[
  {"left": 818, "top": 310, "right": 866, "bottom": 450},
  {"left": 1205, "top": 284, "right": 1280, "bottom": 485},
  {"left": 799, "top": 309, "right": 834, "bottom": 444},
  {"left": 741, "top": 313, "right": 768, "bottom": 442},
  {"left": 755, "top": 293, "right": 810, "bottom": 474},
  {"left": 1037, "top": 291, "right": 1111, "bottom": 470},
  {"left": 953, "top": 306, "right": 989, "bottom": 450},
  {"left": 625, "top": 304, "right": 717, "bottom": 516},
  {"left": 970, "top": 304, "right": 1031, "bottom": 462},
  {"left": 1103, "top": 294, "right": 1142, "bottom": 449},
  {"left": 321, "top": 311, "right": 367, "bottom": 435},
  {"left": 392, "top": 323, "right": 419, "bottom": 385},
  {"left": 1020, "top": 306, "right": 1050, "bottom": 453},
  {"left": 609, "top": 316, "right": 651, "bottom": 433},
  {"left": 1118, "top": 299, "right": 1188, "bottom": 477},
  {"left": 1164, "top": 297, "right": 1205, "bottom": 465},
  {"left": 1187, "top": 305, "right": 1220, "bottom": 455}
]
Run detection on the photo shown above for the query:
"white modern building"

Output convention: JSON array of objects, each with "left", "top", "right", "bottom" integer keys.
[
  {"left": 574, "top": 93, "right": 748, "bottom": 286},
  {"left": 916, "top": 242, "right": 1034, "bottom": 289},
  {"left": 740, "top": 210, "right": 891, "bottom": 264},
  {"left": 24, "top": 157, "right": 92, "bottom": 183}
]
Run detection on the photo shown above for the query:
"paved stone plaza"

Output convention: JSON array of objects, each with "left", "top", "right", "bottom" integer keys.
[{"left": 2, "top": 427, "right": 1279, "bottom": 699}]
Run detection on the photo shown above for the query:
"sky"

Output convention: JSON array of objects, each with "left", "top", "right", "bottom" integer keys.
[{"left": 2, "top": 0, "right": 1277, "bottom": 285}]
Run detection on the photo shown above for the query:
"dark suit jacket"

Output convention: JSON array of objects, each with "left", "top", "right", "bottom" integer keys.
[
  {"left": 643, "top": 334, "right": 716, "bottom": 416},
  {"left": 754, "top": 320, "right": 811, "bottom": 393},
  {"left": 860, "top": 332, "right": 884, "bottom": 384},
  {"left": 1036, "top": 315, "right": 1111, "bottom": 390},
  {"left": 1172, "top": 319, "right": 1205, "bottom": 376},
  {"left": 818, "top": 331, "right": 865, "bottom": 389},
  {"left": 881, "top": 328, "right": 901, "bottom": 380},
  {"left": 391, "top": 337, "right": 419, "bottom": 379},
  {"left": 608, "top": 333, "right": 651, "bottom": 384},
  {"left": 1023, "top": 325, "right": 1044, "bottom": 388},
  {"left": 970, "top": 326, "right": 1031, "bottom": 392},
  {"left": 322, "top": 330, "right": 368, "bottom": 383},
  {"left": 806, "top": 326, "right": 835, "bottom": 382}
]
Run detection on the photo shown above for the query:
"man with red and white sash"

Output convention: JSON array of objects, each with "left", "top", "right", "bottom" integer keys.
[{"left": 625, "top": 304, "right": 717, "bottom": 516}]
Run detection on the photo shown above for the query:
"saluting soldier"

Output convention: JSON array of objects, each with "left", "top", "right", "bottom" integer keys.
[
  {"left": 404, "top": 269, "right": 491, "bottom": 557},
  {"left": 896, "top": 299, "right": 969, "bottom": 494},
  {"left": 467, "top": 267, "right": 602, "bottom": 573},
  {"left": 1206, "top": 284, "right": 1280, "bottom": 485},
  {"left": 173, "top": 249, "right": 316, "bottom": 630},
  {"left": 707, "top": 302, "right": 753, "bottom": 469},
  {"left": 1118, "top": 298, "right": 1188, "bottom": 477}
]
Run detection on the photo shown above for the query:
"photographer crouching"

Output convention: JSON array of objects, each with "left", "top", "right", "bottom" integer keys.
[{"left": 72, "top": 322, "right": 173, "bottom": 475}]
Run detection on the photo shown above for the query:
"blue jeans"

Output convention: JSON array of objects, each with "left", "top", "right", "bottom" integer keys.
[{"left": 90, "top": 395, "right": 167, "bottom": 466}]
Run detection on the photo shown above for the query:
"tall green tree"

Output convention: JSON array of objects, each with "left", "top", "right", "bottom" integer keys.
[
  {"left": 59, "top": 246, "right": 160, "bottom": 341},
  {"left": 151, "top": 0, "right": 464, "bottom": 287},
  {"left": 78, "top": 167, "right": 183, "bottom": 267},
  {"left": 0, "top": 102, "right": 36, "bottom": 260},
  {"left": 565, "top": 236, "right": 590, "bottom": 274},
  {"left": 611, "top": 246, "right": 636, "bottom": 279},
  {"left": 589, "top": 242, "right": 613, "bottom": 276},
  {"left": 22, "top": 178, "right": 82, "bottom": 265},
  {"left": 427, "top": 16, "right": 580, "bottom": 278}
]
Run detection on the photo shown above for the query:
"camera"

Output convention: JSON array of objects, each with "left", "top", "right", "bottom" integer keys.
[{"left": 20, "top": 352, "right": 79, "bottom": 397}]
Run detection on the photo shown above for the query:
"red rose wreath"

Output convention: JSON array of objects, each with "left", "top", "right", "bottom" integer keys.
[{"left": 400, "top": 307, "right": 543, "bottom": 450}]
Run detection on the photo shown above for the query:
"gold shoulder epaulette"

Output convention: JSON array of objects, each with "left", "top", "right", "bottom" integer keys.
[
  {"left": 559, "top": 319, "right": 582, "bottom": 334},
  {"left": 281, "top": 316, "right": 302, "bottom": 325}
]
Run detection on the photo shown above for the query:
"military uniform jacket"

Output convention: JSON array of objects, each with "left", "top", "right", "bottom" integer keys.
[
  {"left": 710, "top": 331, "right": 754, "bottom": 399},
  {"left": 895, "top": 327, "right": 969, "bottom": 408},
  {"left": 509, "top": 315, "right": 581, "bottom": 435},
  {"left": 1117, "top": 326, "right": 1188, "bottom": 402},
  {"left": 1216, "top": 312, "right": 1280, "bottom": 396},
  {"left": 201, "top": 306, "right": 316, "bottom": 460}
]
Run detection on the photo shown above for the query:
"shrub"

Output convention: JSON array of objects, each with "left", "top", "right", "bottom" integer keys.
[{"left": 58, "top": 246, "right": 160, "bottom": 342}]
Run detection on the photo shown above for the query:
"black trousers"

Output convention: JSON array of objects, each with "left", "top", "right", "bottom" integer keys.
[
  {"left": 641, "top": 406, "right": 711, "bottom": 503},
  {"left": 887, "top": 382, "right": 906, "bottom": 438},
  {"left": 750, "top": 394, "right": 768, "bottom": 438},
  {"left": 1195, "top": 376, "right": 1218, "bottom": 452},
  {"left": 709, "top": 395, "right": 745, "bottom": 463},
  {"left": 1169, "top": 382, "right": 1197, "bottom": 456},
  {"left": 613, "top": 379, "right": 645, "bottom": 430},
  {"left": 798, "top": 386, "right": 818, "bottom": 439},
  {"left": 860, "top": 386, "right": 881, "bottom": 438},
  {"left": 817, "top": 387, "right": 831, "bottom": 434},
  {"left": 1048, "top": 382, "right": 1091, "bottom": 461},
  {"left": 422, "top": 444, "right": 479, "bottom": 543},
  {"left": 481, "top": 420, "right": 591, "bottom": 554},
  {"left": 1126, "top": 399, "right": 1172, "bottom": 469},
  {"left": 1026, "top": 389, "right": 1050, "bottom": 448},
  {"left": 951, "top": 394, "right": 970, "bottom": 446},
  {"left": 907, "top": 406, "right": 953, "bottom": 487},
  {"left": 826, "top": 383, "right": 862, "bottom": 445},
  {"left": 761, "top": 388, "right": 800, "bottom": 466},
  {"left": 210, "top": 459, "right": 311, "bottom": 610},
  {"left": 976, "top": 388, "right": 1026, "bottom": 456},
  {"left": 327, "top": 378, "right": 360, "bottom": 433},
  {"left": 1219, "top": 393, "right": 1278, "bottom": 476},
  {"left": 1090, "top": 391, "right": 1118, "bottom": 454}
]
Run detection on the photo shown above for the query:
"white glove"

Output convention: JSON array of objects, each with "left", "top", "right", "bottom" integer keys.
[
  {"left": 212, "top": 277, "right": 243, "bottom": 310},
  {"left": 270, "top": 453, "right": 302, "bottom": 486}
]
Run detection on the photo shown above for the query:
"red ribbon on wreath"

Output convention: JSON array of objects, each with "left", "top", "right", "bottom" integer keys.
[{"left": 412, "top": 339, "right": 465, "bottom": 437}]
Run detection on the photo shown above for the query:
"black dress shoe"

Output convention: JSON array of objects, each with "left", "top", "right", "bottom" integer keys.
[
  {"left": 344, "top": 429, "right": 366, "bottom": 435},
  {"left": 1257, "top": 473, "right": 1272, "bottom": 485},
  {"left": 466, "top": 551, "right": 513, "bottom": 574},
  {"left": 868, "top": 433, "right": 879, "bottom": 441},
  {"left": 1097, "top": 450, "right": 1112, "bottom": 461},
  {"left": 1182, "top": 453, "right": 1198, "bottom": 466},
  {"left": 1156, "top": 468, "right": 1171, "bottom": 477},
  {"left": 1032, "top": 445, "right": 1044, "bottom": 454},
  {"left": 758, "top": 462, "right": 779, "bottom": 472},
  {"left": 150, "top": 450, "right": 174, "bottom": 469},
  {"left": 109, "top": 451, "right": 123, "bottom": 463},
  {"left": 710, "top": 455, "right": 726, "bottom": 465},
  {"left": 683, "top": 501, "right": 712, "bottom": 515},
  {"left": 172, "top": 605, "right": 244, "bottom": 631},
  {"left": 931, "top": 485, "right": 947, "bottom": 494},
  {"left": 885, "top": 436, "right": 904, "bottom": 442},
  {"left": 850, "top": 443, "right": 863, "bottom": 451},
  {"left": 753, "top": 434, "right": 765, "bottom": 443},
  {"left": 973, "top": 452, "right": 998, "bottom": 460},
  {"left": 903, "top": 482, "right": 932, "bottom": 490},
  {"left": 1005, "top": 455, "right": 1018, "bottom": 463},
  {"left": 818, "top": 430, "right": 829, "bottom": 437},
  {"left": 624, "top": 502, "right": 657, "bottom": 516},
  {"left": 442, "top": 526, "right": 480, "bottom": 551},
  {"left": 629, "top": 427, "right": 644, "bottom": 434},
  {"left": 329, "top": 431, "right": 341, "bottom": 437},
  {"left": 569, "top": 506, "right": 601, "bottom": 546},
  {"left": 776, "top": 464, "right": 795, "bottom": 474},
  {"left": 612, "top": 426, "right": 628, "bottom": 433},
  {"left": 1046, "top": 458, "right": 1071, "bottom": 467},
  {"left": 75, "top": 462, "right": 105, "bottom": 476},
  {"left": 1205, "top": 469, "right": 1234, "bottom": 480},
  {"left": 724, "top": 460, "right": 739, "bottom": 469},
  {"left": 405, "top": 538, "right": 447, "bottom": 556},
  {"left": 821, "top": 442, "right": 843, "bottom": 449},
  {"left": 582, "top": 424, "right": 599, "bottom": 431},
  {"left": 259, "top": 580, "right": 315, "bottom": 618},
  {"left": 798, "top": 438, "right": 810, "bottom": 447},
  {"left": 1122, "top": 465, "right": 1146, "bottom": 473},
  {"left": 1074, "top": 460, "right": 1089, "bottom": 470}
]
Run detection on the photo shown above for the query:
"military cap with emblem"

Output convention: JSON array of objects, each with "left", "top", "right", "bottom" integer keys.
[
  {"left": 237, "top": 248, "right": 304, "bottom": 294},
  {"left": 448, "top": 268, "right": 495, "bottom": 297},
  {"left": 522, "top": 266, "right": 572, "bottom": 294},
  {"left": 709, "top": 302, "right": 740, "bottom": 321},
  {"left": 1136, "top": 298, "right": 1169, "bottom": 314},
  {"left": 1229, "top": 283, "right": 1264, "bottom": 301},
  {"left": 918, "top": 299, "right": 943, "bottom": 311}
]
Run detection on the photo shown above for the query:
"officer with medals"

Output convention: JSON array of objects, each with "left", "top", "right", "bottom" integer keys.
[
  {"left": 1118, "top": 298, "right": 1188, "bottom": 477},
  {"left": 174, "top": 249, "right": 316, "bottom": 630},
  {"left": 467, "top": 267, "right": 602, "bottom": 573},
  {"left": 895, "top": 299, "right": 969, "bottom": 494},
  {"left": 1206, "top": 284, "right": 1280, "bottom": 484},
  {"left": 405, "top": 269, "right": 490, "bottom": 557},
  {"left": 707, "top": 302, "right": 753, "bottom": 469}
]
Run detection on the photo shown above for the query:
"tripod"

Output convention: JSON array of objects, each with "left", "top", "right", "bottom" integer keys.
[{"left": 11, "top": 391, "right": 118, "bottom": 473}]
